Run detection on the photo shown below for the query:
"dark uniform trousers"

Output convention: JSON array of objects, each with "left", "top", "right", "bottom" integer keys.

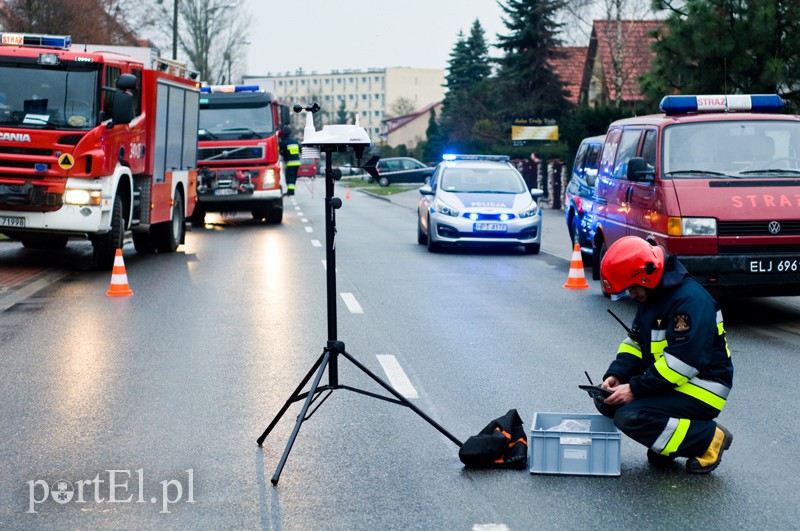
[{"left": 595, "top": 392, "right": 718, "bottom": 458}]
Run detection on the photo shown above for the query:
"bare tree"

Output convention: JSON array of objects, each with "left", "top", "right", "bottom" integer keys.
[
  {"left": 152, "top": 0, "right": 250, "bottom": 83},
  {"left": 386, "top": 97, "right": 416, "bottom": 119}
]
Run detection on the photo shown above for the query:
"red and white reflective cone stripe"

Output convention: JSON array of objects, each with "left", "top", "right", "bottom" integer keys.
[
  {"left": 563, "top": 243, "right": 590, "bottom": 290},
  {"left": 106, "top": 249, "right": 134, "bottom": 297}
]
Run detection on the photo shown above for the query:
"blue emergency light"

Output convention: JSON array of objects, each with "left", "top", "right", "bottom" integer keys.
[
  {"left": 200, "top": 84, "right": 261, "bottom": 93},
  {"left": 0, "top": 32, "right": 71, "bottom": 49},
  {"left": 442, "top": 154, "right": 510, "bottom": 162},
  {"left": 659, "top": 94, "right": 784, "bottom": 115}
]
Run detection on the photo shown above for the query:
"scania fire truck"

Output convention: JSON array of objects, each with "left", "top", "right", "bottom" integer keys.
[
  {"left": 195, "top": 85, "right": 290, "bottom": 225},
  {"left": 0, "top": 33, "right": 200, "bottom": 269}
]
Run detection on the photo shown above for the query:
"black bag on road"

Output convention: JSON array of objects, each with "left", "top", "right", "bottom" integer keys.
[{"left": 458, "top": 409, "right": 528, "bottom": 469}]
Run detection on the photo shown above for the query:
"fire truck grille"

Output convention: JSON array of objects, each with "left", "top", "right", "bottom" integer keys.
[
  {"left": 0, "top": 146, "right": 53, "bottom": 156},
  {"left": 0, "top": 183, "right": 61, "bottom": 207},
  {"left": 0, "top": 160, "right": 51, "bottom": 171},
  {"left": 718, "top": 220, "right": 800, "bottom": 236},
  {"left": 198, "top": 146, "right": 264, "bottom": 162}
]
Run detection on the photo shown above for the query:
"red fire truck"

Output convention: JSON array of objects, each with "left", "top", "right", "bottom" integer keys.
[
  {"left": 195, "top": 85, "right": 290, "bottom": 225},
  {"left": 0, "top": 33, "right": 200, "bottom": 269}
]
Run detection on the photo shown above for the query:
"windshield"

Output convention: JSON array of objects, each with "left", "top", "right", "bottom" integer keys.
[
  {"left": 663, "top": 120, "right": 800, "bottom": 177},
  {"left": 0, "top": 65, "right": 98, "bottom": 129},
  {"left": 198, "top": 101, "right": 275, "bottom": 140},
  {"left": 440, "top": 166, "right": 527, "bottom": 193}
]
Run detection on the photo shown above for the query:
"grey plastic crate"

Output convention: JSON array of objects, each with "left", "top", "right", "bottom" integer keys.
[{"left": 530, "top": 412, "right": 621, "bottom": 476}]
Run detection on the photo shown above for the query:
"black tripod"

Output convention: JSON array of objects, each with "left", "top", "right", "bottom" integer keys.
[{"left": 257, "top": 147, "right": 462, "bottom": 485}]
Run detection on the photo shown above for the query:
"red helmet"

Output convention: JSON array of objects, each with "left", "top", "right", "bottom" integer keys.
[{"left": 600, "top": 236, "right": 665, "bottom": 297}]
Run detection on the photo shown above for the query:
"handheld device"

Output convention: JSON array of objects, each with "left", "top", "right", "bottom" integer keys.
[{"left": 580, "top": 371, "right": 612, "bottom": 400}]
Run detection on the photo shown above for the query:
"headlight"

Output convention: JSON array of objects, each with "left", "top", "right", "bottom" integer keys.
[
  {"left": 668, "top": 217, "right": 716, "bottom": 236},
  {"left": 432, "top": 198, "right": 459, "bottom": 217},
  {"left": 263, "top": 169, "right": 275, "bottom": 187},
  {"left": 519, "top": 202, "right": 539, "bottom": 219},
  {"left": 64, "top": 189, "right": 102, "bottom": 205}
]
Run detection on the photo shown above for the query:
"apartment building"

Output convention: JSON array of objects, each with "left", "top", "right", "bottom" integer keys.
[{"left": 244, "top": 67, "right": 445, "bottom": 144}]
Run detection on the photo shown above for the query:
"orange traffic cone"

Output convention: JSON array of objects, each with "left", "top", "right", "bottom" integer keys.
[
  {"left": 106, "top": 249, "right": 134, "bottom": 297},
  {"left": 563, "top": 243, "right": 590, "bottom": 290},
  {"left": 345, "top": 185, "right": 351, "bottom": 200}
]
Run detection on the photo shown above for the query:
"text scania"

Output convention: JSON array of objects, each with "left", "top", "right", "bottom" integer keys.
[
  {"left": 0, "top": 132, "right": 32, "bottom": 142},
  {"left": 27, "top": 469, "right": 194, "bottom": 514}
]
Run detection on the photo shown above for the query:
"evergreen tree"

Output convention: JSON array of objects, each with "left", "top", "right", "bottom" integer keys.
[
  {"left": 494, "top": 0, "right": 571, "bottom": 122},
  {"left": 440, "top": 20, "right": 496, "bottom": 153},
  {"left": 641, "top": 0, "right": 800, "bottom": 111}
]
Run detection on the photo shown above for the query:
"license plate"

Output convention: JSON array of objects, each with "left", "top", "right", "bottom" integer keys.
[
  {"left": 474, "top": 223, "right": 507, "bottom": 232},
  {"left": 0, "top": 215, "right": 25, "bottom": 228},
  {"left": 214, "top": 188, "right": 238, "bottom": 196},
  {"left": 748, "top": 259, "right": 800, "bottom": 273}
]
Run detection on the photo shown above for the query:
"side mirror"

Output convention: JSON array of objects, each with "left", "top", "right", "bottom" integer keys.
[
  {"left": 586, "top": 169, "right": 598, "bottom": 187},
  {"left": 530, "top": 187, "right": 545, "bottom": 199},
  {"left": 627, "top": 157, "right": 655, "bottom": 182},
  {"left": 419, "top": 185, "right": 434, "bottom": 196},
  {"left": 111, "top": 90, "right": 134, "bottom": 126},
  {"left": 116, "top": 73, "right": 137, "bottom": 91}
]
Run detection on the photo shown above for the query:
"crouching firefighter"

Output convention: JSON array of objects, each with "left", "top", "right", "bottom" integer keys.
[
  {"left": 595, "top": 236, "right": 734, "bottom": 474},
  {"left": 279, "top": 125, "right": 300, "bottom": 196}
]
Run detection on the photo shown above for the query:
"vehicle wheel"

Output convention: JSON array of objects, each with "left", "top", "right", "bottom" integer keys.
[
  {"left": 132, "top": 230, "right": 155, "bottom": 254},
  {"left": 154, "top": 191, "right": 184, "bottom": 253},
  {"left": 191, "top": 205, "right": 206, "bottom": 227},
  {"left": 523, "top": 243, "right": 540, "bottom": 254},
  {"left": 417, "top": 217, "right": 427, "bottom": 245},
  {"left": 260, "top": 198, "right": 283, "bottom": 224},
  {"left": 378, "top": 176, "right": 390, "bottom": 187},
  {"left": 92, "top": 195, "right": 124, "bottom": 270},
  {"left": 426, "top": 216, "right": 440, "bottom": 252},
  {"left": 570, "top": 215, "right": 580, "bottom": 247},
  {"left": 592, "top": 240, "right": 607, "bottom": 281}
]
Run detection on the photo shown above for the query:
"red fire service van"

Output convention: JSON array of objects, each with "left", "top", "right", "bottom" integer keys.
[
  {"left": 0, "top": 33, "right": 200, "bottom": 269},
  {"left": 591, "top": 94, "right": 800, "bottom": 296},
  {"left": 195, "top": 85, "right": 290, "bottom": 225}
]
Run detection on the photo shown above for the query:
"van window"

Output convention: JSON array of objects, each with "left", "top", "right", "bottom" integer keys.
[
  {"left": 585, "top": 143, "right": 602, "bottom": 170},
  {"left": 573, "top": 143, "right": 588, "bottom": 174},
  {"left": 642, "top": 130, "right": 657, "bottom": 167},
  {"left": 612, "top": 129, "right": 642, "bottom": 179}
]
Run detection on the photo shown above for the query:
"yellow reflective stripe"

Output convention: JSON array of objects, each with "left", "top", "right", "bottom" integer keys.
[
  {"left": 675, "top": 383, "right": 727, "bottom": 410},
  {"left": 287, "top": 161, "right": 300, "bottom": 166},
  {"left": 287, "top": 145, "right": 300, "bottom": 155},
  {"left": 653, "top": 356, "right": 689, "bottom": 386},
  {"left": 651, "top": 339, "right": 667, "bottom": 360},
  {"left": 618, "top": 341, "right": 642, "bottom": 359},
  {"left": 662, "top": 418, "right": 690, "bottom": 455}
]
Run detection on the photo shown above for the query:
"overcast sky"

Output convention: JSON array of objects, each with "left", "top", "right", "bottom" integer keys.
[{"left": 241, "top": 0, "right": 511, "bottom": 76}]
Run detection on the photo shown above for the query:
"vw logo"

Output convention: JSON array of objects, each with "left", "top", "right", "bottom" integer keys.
[{"left": 768, "top": 221, "right": 781, "bottom": 234}]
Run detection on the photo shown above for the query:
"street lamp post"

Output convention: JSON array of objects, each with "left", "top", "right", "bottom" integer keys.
[{"left": 172, "top": 0, "right": 178, "bottom": 60}]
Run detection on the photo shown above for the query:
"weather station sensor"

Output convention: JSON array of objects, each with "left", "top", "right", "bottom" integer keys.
[{"left": 256, "top": 104, "right": 460, "bottom": 485}]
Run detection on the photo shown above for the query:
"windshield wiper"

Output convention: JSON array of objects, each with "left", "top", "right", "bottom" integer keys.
[
  {"left": 222, "top": 127, "right": 260, "bottom": 139},
  {"left": 199, "top": 129, "right": 219, "bottom": 140},
  {"left": 665, "top": 170, "right": 727, "bottom": 176},
  {"left": 739, "top": 168, "right": 800, "bottom": 175}
]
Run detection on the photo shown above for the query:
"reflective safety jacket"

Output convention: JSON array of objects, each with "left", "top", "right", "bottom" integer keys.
[
  {"left": 604, "top": 258, "right": 733, "bottom": 411},
  {"left": 280, "top": 135, "right": 301, "bottom": 167}
]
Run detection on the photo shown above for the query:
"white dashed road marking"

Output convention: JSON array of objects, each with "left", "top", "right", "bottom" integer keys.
[
  {"left": 311, "top": 239, "right": 322, "bottom": 247},
  {"left": 376, "top": 355, "right": 419, "bottom": 399},
  {"left": 340, "top": 292, "right": 363, "bottom": 314}
]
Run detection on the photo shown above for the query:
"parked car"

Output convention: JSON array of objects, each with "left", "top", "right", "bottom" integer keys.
[
  {"left": 376, "top": 157, "right": 434, "bottom": 187},
  {"left": 564, "top": 134, "right": 605, "bottom": 263},
  {"left": 417, "top": 154, "right": 544, "bottom": 253},
  {"left": 297, "top": 158, "right": 317, "bottom": 178}
]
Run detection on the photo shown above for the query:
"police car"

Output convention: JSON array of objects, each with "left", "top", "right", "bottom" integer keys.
[{"left": 417, "top": 155, "right": 544, "bottom": 253}]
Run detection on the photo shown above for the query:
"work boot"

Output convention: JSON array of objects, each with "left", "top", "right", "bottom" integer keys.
[
  {"left": 647, "top": 449, "right": 676, "bottom": 467},
  {"left": 686, "top": 424, "right": 733, "bottom": 474}
]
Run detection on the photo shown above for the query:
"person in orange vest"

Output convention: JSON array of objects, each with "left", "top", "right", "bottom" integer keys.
[
  {"left": 596, "top": 236, "right": 734, "bottom": 474},
  {"left": 279, "top": 125, "right": 301, "bottom": 196}
]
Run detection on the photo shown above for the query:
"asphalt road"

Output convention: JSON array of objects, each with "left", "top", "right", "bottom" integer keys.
[{"left": 0, "top": 180, "right": 799, "bottom": 529}]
